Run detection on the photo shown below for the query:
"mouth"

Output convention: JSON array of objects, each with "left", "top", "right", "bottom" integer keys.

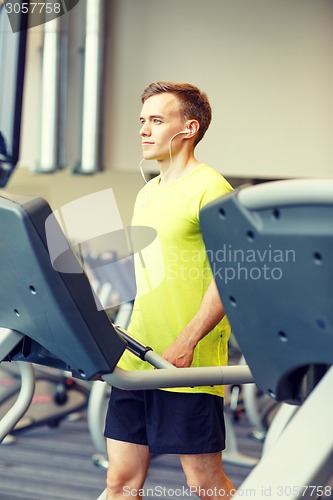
[{"left": 142, "top": 141, "right": 154, "bottom": 146}]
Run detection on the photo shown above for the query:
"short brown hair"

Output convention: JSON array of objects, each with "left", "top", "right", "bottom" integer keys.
[{"left": 141, "top": 81, "right": 212, "bottom": 145}]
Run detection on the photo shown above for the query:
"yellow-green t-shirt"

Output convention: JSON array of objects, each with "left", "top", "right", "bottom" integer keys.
[{"left": 119, "top": 164, "right": 233, "bottom": 397}]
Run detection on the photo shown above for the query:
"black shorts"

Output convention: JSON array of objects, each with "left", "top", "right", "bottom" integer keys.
[{"left": 104, "top": 387, "right": 225, "bottom": 455}]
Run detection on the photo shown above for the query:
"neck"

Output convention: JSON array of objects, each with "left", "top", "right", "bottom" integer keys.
[{"left": 158, "top": 151, "right": 200, "bottom": 186}]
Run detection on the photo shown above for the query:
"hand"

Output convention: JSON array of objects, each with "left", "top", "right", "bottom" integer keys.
[{"left": 162, "top": 336, "right": 196, "bottom": 368}]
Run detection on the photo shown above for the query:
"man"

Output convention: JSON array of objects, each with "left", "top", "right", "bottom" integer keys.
[{"left": 104, "top": 81, "right": 234, "bottom": 499}]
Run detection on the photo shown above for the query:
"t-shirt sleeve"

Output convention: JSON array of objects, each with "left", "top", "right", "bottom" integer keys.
[{"left": 199, "top": 173, "right": 233, "bottom": 213}]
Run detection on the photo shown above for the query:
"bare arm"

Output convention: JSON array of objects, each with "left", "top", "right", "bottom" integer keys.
[{"left": 162, "top": 280, "right": 225, "bottom": 368}]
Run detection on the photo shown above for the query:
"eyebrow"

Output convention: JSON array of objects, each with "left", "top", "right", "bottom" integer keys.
[{"left": 140, "top": 114, "right": 164, "bottom": 121}]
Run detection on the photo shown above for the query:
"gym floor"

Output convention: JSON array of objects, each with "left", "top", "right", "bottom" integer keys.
[{"left": 0, "top": 370, "right": 262, "bottom": 500}]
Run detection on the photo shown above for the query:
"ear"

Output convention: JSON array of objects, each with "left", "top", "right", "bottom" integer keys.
[{"left": 184, "top": 120, "right": 200, "bottom": 138}]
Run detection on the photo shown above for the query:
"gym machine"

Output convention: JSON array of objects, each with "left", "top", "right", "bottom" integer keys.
[
  {"left": 0, "top": 178, "right": 332, "bottom": 499},
  {"left": 200, "top": 178, "right": 333, "bottom": 499},
  {"left": 0, "top": 190, "right": 252, "bottom": 470}
]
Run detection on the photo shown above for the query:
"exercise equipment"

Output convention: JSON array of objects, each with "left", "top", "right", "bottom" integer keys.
[
  {"left": 200, "top": 178, "right": 333, "bottom": 404},
  {"left": 0, "top": 364, "right": 90, "bottom": 437},
  {"left": 0, "top": 3, "right": 28, "bottom": 187},
  {"left": 1, "top": 179, "right": 332, "bottom": 500},
  {"left": 0, "top": 190, "right": 252, "bottom": 432},
  {"left": 0, "top": 192, "right": 127, "bottom": 379},
  {"left": 200, "top": 178, "right": 333, "bottom": 499}
]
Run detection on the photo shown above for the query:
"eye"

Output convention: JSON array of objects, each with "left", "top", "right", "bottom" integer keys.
[{"left": 153, "top": 118, "right": 162, "bottom": 124}]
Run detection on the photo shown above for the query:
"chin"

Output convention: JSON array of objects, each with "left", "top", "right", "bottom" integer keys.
[{"left": 142, "top": 153, "right": 155, "bottom": 161}]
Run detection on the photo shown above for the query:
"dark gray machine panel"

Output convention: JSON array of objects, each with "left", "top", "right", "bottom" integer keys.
[
  {"left": 0, "top": 192, "right": 126, "bottom": 379},
  {"left": 200, "top": 180, "right": 333, "bottom": 404}
]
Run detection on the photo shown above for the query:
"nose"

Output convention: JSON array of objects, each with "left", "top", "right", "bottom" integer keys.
[{"left": 140, "top": 122, "right": 151, "bottom": 137}]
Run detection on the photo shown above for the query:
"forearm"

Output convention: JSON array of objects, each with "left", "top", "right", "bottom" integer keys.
[
  {"left": 162, "top": 280, "right": 225, "bottom": 367},
  {"left": 179, "top": 280, "right": 225, "bottom": 348}
]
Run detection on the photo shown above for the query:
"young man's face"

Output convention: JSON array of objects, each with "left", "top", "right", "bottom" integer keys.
[{"left": 139, "top": 93, "right": 187, "bottom": 161}]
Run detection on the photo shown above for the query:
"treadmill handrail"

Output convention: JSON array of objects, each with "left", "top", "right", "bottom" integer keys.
[
  {"left": 107, "top": 326, "right": 254, "bottom": 389},
  {"left": 102, "top": 364, "right": 253, "bottom": 390},
  {"left": 0, "top": 362, "right": 35, "bottom": 443}
]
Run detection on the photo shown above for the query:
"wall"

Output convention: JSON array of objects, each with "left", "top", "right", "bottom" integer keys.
[
  {"left": 5, "top": 167, "right": 144, "bottom": 226},
  {"left": 17, "top": 0, "right": 333, "bottom": 185}
]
